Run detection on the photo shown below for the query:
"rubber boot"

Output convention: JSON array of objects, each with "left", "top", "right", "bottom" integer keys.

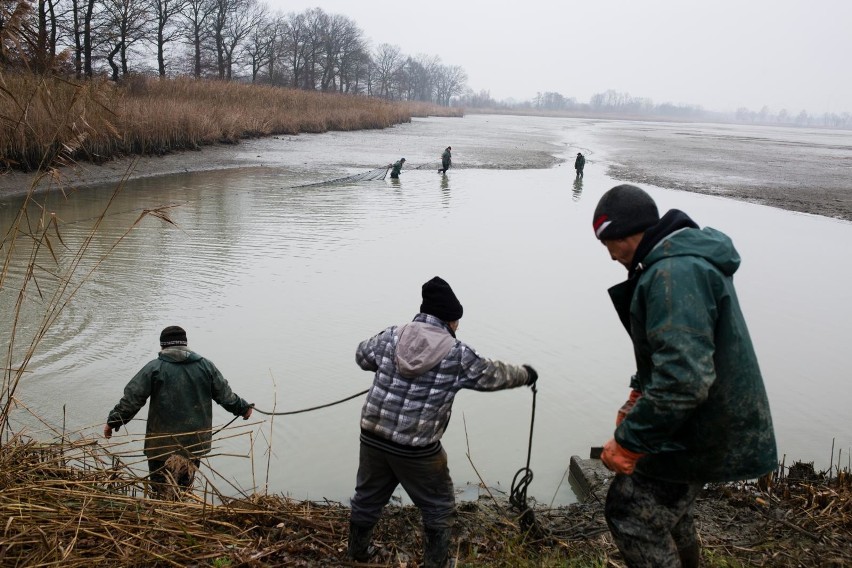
[
  {"left": 678, "top": 543, "right": 700, "bottom": 568},
  {"left": 423, "top": 526, "right": 452, "bottom": 568},
  {"left": 347, "top": 521, "right": 374, "bottom": 562}
]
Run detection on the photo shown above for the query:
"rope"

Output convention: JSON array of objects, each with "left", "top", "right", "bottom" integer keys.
[
  {"left": 251, "top": 388, "right": 369, "bottom": 416},
  {"left": 509, "top": 383, "right": 546, "bottom": 538}
]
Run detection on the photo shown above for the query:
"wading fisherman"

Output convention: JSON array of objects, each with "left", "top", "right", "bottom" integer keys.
[
  {"left": 592, "top": 185, "right": 777, "bottom": 568},
  {"left": 389, "top": 157, "right": 406, "bottom": 179},
  {"left": 348, "top": 276, "right": 538, "bottom": 567},
  {"left": 574, "top": 152, "right": 585, "bottom": 177},
  {"left": 103, "top": 326, "right": 253, "bottom": 491},
  {"left": 438, "top": 146, "right": 452, "bottom": 174}
]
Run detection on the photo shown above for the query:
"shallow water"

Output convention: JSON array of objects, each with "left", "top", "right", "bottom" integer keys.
[{"left": 2, "top": 115, "right": 850, "bottom": 505}]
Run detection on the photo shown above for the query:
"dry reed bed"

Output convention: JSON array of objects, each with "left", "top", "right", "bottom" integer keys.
[
  {"left": 0, "top": 73, "right": 463, "bottom": 172},
  {"left": 1, "top": 435, "right": 850, "bottom": 567}
]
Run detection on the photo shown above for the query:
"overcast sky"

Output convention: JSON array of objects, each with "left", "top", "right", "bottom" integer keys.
[{"left": 266, "top": 0, "right": 852, "bottom": 115}]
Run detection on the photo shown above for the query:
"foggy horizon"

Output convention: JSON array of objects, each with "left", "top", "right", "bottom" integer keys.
[{"left": 270, "top": 0, "right": 852, "bottom": 116}]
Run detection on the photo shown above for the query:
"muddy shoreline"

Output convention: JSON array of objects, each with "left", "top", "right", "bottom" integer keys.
[
  {"left": 3, "top": 117, "right": 850, "bottom": 223},
  {"left": 584, "top": 119, "right": 852, "bottom": 222}
]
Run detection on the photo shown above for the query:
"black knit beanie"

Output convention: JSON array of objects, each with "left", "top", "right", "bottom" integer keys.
[
  {"left": 420, "top": 276, "right": 463, "bottom": 322},
  {"left": 592, "top": 184, "right": 660, "bottom": 240},
  {"left": 160, "top": 325, "right": 188, "bottom": 347}
]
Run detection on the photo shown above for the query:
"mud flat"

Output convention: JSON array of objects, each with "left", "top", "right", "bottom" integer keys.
[{"left": 586, "top": 120, "right": 852, "bottom": 221}]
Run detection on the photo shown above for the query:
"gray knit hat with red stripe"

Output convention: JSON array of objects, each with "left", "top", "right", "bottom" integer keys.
[{"left": 592, "top": 184, "right": 660, "bottom": 240}]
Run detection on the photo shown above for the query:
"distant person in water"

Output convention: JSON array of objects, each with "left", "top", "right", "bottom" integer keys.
[
  {"left": 389, "top": 158, "right": 406, "bottom": 179},
  {"left": 575, "top": 152, "right": 585, "bottom": 177},
  {"left": 438, "top": 146, "right": 452, "bottom": 174}
]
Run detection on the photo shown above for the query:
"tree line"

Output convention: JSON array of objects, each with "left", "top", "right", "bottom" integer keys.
[
  {"left": 0, "top": 0, "right": 468, "bottom": 104},
  {"left": 458, "top": 88, "right": 852, "bottom": 129},
  {"left": 457, "top": 89, "right": 852, "bottom": 128}
]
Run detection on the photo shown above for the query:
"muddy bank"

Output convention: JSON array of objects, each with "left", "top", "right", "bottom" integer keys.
[
  {"left": 2, "top": 115, "right": 849, "bottom": 223},
  {"left": 584, "top": 120, "right": 852, "bottom": 221},
  {"left": 0, "top": 116, "right": 563, "bottom": 199}
]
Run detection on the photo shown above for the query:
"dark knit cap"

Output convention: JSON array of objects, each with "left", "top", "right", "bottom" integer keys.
[
  {"left": 592, "top": 184, "right": 660, "bottom": 240},
  {"left": 160, "top": 325, "right": 188, "bottom": 347},
  {"left": 420, "top": 276, "right": 463, "bottom": 322}
]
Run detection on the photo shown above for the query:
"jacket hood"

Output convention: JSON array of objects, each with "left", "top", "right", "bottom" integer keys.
[
  {"left": 158, "top": 347, "right": 202, "bottom": 364},
  {"left": 633, "top": 210, "right": 740, "bottom": 278},
  {"left": 395, "top": 320, "right": 456, "bottom": 378}
]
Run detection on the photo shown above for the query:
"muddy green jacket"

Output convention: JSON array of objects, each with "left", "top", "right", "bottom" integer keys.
[
  {"left": 390, "top": 160, "right": 404, "bottom": 177},
  {"left": 609, "top": 223, "right": 777, "bottom": 483},
  {"left": 107, "top": 347, "right": 251, "bottom": 460}
]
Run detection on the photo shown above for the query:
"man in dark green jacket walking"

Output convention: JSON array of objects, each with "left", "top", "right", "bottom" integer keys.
[
  {"left": 574, "top": 152, "right": 585, "bottom": 177},
  {"left": 592, "top": 184, "right": 777, "bottom": 568},
  {"left": 389, "top": 158, "right": 405, "bottom": 179},
  {"left": 104, "top": 326, "right": 253, "bottom": 489},
  {"left": 438, "top": 146, "right": 452, "bottom": 174}
]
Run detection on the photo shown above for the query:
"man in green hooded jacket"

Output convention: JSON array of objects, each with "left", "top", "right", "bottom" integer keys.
[
  {"left": 592, "top": 184, "right": 777, "bottom": 568},
  {"left": 389, "top": 158, "right": 405, "bottom": 179},
  {"left": 104, "top": 326, "right": 253, "bottom": 488}
]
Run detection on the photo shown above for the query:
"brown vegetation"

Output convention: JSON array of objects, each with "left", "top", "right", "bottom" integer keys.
[
  {"left": 0, "top": 432, "right": 848, "bottom": 567},
  {"left": 0, "top": 72, "right": 463, "bottom": 172}
]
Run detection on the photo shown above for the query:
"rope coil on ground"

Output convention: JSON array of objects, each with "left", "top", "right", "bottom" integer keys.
[{"left": 509, "top": 383, "right": 548, "bottom": 540}]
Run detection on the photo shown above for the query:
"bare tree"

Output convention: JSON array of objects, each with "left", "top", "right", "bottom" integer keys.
[
  {"left": 279, "top": 10, "right": 307, "bottom": 88},
  {"left": 433, "top": 63, "right": 466, "bottom": 106},
  {"left": 372, "top": 42, "right": 401, "bottom": 99},
  {"left": 243, "top": 3, "right": 274, "bottom": 82},
  {"left": 99, "top": 0, "right": 151, "bottom": 80},
  {"left": 405, "top": 54, "right": 439, "bottom": 102},
  {"left": 298, "top": 7, "right": 325, "bottom": 89},
  {"left": 151, "top": 0, "right": 185, "bottom": 76},
  {"left": 218, "top": 0, "right": 262, "bottom": 79},
  {"left": 81, "top": 0, "right": 97, "bottom": 76},
  {"left": 181, "top": 0, "right": 212, "bottom": 77},
  {"left": 317, "top": 13, "right": 364, "bottom": 92}
]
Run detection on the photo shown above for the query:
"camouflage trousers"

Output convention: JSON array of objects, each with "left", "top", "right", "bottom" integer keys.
[{"left": 605, "top": 472, "right": 702, "bottom": 568}]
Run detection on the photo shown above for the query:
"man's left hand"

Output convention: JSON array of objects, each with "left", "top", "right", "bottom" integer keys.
[
  {"left": 243, "top": 405, "right": 254, "bottom": 419},
  {"left": 601, "top": 438, "right": 644, "bottom": 475},
  {"left": 103, "top": 424, "right": 115, "bottom": 438}
]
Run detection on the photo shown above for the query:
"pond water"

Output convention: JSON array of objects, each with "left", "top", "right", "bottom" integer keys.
[{"left": 2, "top": 114, "right": 850, "bottom": 506}]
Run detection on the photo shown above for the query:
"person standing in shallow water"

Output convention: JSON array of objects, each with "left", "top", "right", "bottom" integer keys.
[
  {"left": 438, "top": 146, "right": 452, "bottom": 174},
  {"left": 104, "top": 326, "right": 253, "bottom": 491},
  {"left": 574, "top": 152, "right": 585, "bottom": 177},
  {"left": 389, "top": 158, "right": 405, "bottom": 179},
  {"left": 592, "top": 184, "right": 777, "bottom": 568},
  {"left": 348, "top": 276, "right": 538, "bottom": 568}
]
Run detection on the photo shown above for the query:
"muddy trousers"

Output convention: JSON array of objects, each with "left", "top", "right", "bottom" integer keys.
[
  {"left": 148, "top": 457, "right": 200, "bottom": 487},
  {"left": 349, "top": 443, "right": 455, "bottom": 565},
  {"left": 605, "top": 472, "right": 702, "bottom": 568}
]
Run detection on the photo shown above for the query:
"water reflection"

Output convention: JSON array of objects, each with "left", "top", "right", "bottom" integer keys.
[
  {"left": 2, "top": 116, "right": 850, "bottom": 508},
  {"left": 572, "top": 177, "right": 584, "bottom": 201},
  {"left": 440, "top": 174, "right": 450, "bottom": 206}
]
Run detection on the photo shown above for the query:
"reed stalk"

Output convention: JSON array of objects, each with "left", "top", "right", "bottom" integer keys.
[{"left": 1, "top": 73, "right": 463, "bottom": 172}]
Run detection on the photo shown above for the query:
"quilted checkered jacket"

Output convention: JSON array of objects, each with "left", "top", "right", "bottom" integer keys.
[{"left": 356, "top": 313, "right": 531, "bottom": 448}]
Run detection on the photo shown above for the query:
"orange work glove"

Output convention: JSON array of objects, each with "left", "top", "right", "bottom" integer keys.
[
  {"left": 601, "top": 438, "right": 645, "bottom": 475},
  {"left": 616, "top": 389, "right": 642, "bottom": 426}
]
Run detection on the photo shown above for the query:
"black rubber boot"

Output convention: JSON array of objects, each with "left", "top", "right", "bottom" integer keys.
[
  {"left": 678, "top": 543, "right": 700, "bottom": 568},
  {"left": 347, "top": 521, "right": 374, "bottom": 562},
  {"left": 423, "top": 526, "right": 452, "bottom": 568}
]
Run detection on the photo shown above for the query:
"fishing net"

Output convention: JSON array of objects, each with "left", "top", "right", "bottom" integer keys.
[
  {"left": 293, "top": 166, "right": 389, "bottom": 187},
  {"left": 291, "top": 161, "right": 442, "bottom": 188}
]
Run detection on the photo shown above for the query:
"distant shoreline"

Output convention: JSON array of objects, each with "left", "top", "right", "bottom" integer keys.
[{"left": 3, "top": 114, "right": 850, "bottom": 223}]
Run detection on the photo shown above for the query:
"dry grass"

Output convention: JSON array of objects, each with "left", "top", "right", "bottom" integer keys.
[
  {"left": 0, "top": 72, "right": 463, "bottom": 171},
  {"left": 1, "top": 434, "right": 849, "bottom": 567}
]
